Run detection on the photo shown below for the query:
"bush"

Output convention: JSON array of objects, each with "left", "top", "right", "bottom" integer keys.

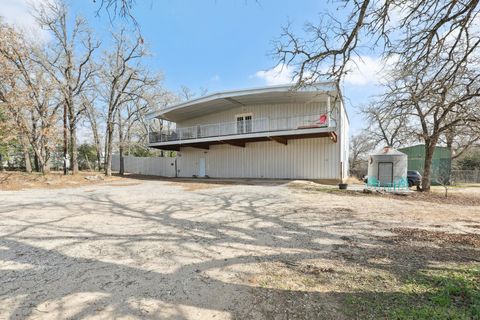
[{"left": 78, "top": 143, "right": 98, "bottom": 170}]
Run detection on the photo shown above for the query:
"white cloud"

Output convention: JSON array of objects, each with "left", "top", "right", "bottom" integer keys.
[
  {"left": 211, "top": 74, "right": 220, "bottom": 81},
  {"left": 254, "top": 63, "right": 295, "bottom": 86},
  {"left": 0, "top": 0, "right": 51, "bottom": 42},
  {"left": 344, "top": 55, "right": 398, "bottom": 86},
  {"left": 255, "top": 57, "right": 398, "bottom": 87}
]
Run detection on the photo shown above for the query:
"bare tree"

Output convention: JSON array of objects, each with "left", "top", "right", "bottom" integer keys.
[
  {"left": 275, "top": 1, "right": 480, "bottom": 191},
  {"left": 178, "top": 86, "right": 196, "bottom": 101},
  {"left": 0, "top": 24, "right": 28, "bottom": 171},
  {"left": 361, "top": 102, "right": 411, "bottom": 148},
  {"left": 275, "top": 1, "right": 479, "bottom": 86},
  {"left": 177, "top": 86, "right": 208, "bottom": 101},
  {"left": 98, "top": 29, "right": 159, "bottom": 176},
  {"left": 82, "top": 93, "right": 103, "bottom": 170},
  {"left": 0, "top": 23, "right": 60, "bottom": 174},
  {"left": 378, "top": 57, "right": 480, "bottom": 191},
  {"left": 34, "top": 0, "right": 100, "bottom": 175},
  {"left": 442, "top": 120, "right": 480, "bottom": 160},
  {"left": 349, "top": 132, "right": 375, "bottom": 177},
  {"left": 94, "top": 0, "right": 139, "bottom": 28},
  {"left": 435, "top": 158, "right": 453, "bottom": 198}
]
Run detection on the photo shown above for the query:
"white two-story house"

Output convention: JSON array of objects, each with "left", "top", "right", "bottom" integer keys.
[{"left": 146, "top": 83, "right": 349, "bottom": 182}]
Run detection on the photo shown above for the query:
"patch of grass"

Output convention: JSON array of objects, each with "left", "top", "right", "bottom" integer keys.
[
  {"left": 301, "top": 277, "right": 317, "bottom": 287},
  {"left": 345, "top": 266, "right": 480, "bottom": 319}
]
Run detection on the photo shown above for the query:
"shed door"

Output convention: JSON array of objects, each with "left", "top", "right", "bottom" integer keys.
[
  {"left": 378, "top": 162, "right": 393, "bottom": 185},
  {"left": 198, "top": 158, "right": 206, "bottom": 177}
]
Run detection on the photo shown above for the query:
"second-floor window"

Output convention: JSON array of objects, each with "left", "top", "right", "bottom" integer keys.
[{"left": 236, "top": 114, "right": 252, "bottom": 134}]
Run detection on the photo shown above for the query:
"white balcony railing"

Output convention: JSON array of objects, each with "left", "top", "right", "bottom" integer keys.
[{"left": 149, "top": 113, "right": 336, "bottom": 143}]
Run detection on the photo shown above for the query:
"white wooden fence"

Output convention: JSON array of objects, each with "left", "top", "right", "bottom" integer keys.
[{"left": 112, "top": 155, "right": 176, "bottom": 177}]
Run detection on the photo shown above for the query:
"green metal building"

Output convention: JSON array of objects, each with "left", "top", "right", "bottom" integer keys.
[{"left": 398, "top": 145, "right": 452, "bottom": 185}]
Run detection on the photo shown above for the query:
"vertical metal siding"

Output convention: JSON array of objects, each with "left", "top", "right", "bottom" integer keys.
[
  {"left": 170, "top": 99, "right": 345, "bottom": 180},
  {"left": 112, "top": 155, "right": 176, "bottom": 177},
  {"left": 177, "top": 102, "right": 330, "bottom": 128},
  {"left": 176, "top": 137, "right": 339, "bottom": 179},
  {"left": 341, "top": 102, "right": 350, "bottom": 179}
]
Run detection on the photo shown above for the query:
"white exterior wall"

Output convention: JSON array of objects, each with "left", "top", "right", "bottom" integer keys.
[
  {"left": 177, "top": 101, "right": 331, "bottom": 129},
  {"left": 339, "top": 100, "right": 350, "bottom": 181},
  {"left": 176, "top": 137, "right": 340, "bottom": 180},
  {"left": 150, "top": 94, "right": 349, "bottom": 181},
  {"left": 112, "top": 155, "right": 176, "bottom": 177}
]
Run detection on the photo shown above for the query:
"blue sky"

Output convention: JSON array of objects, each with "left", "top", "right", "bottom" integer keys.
[{"left": 0, "top": 0, "right": 387, "bottom": 133}]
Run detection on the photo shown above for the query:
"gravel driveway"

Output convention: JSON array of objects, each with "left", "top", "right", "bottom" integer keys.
[{"left": 0, "top": 178, "right": 478, "bottom": 319}]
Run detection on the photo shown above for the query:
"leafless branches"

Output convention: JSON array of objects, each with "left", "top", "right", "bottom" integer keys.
[
  {"left": 98, "top": 29, "right": 161, "bottom": 176},
  {"left": 94, "top": 0, "right": 140, "bottom": 31},
  {"left": 1, "top": 1, "right": 170, "bottom": 174},
  {"left": 0, "top": 23, "right": 60, "bottom": 173},
  {"left": 375, "top": 51, "right": 480, "bottom": 190},
  {"left": 275, "top": 0, "right": 480, "bottom": 86},
  {"left": 349, "top": 132, "right": 375, "bottom": 177},
  {"left": 361, "top": 101, "right": 411, "bottom": 148},
  {"left": 33, "top": 0, "right": 100, "bottom": 174},
  {"left": 277, "top": 1, "right": 480, "bottom": 190}
]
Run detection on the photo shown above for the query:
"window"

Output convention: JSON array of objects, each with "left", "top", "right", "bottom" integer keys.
[{"left": 236, "top": 113, "right": 253, "bottom": 134}]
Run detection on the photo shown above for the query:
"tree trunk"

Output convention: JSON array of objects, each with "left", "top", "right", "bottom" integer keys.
[
  {"left": 104, "top": 122, "right": 114, "bottom": 176},
  {"left": 85, "top": 102, "right": 102, "bottom": 171},
  {"left": 84, "top": 154, "right": 93, "bottom": 172},
  {"left": 63, "top": 103, "right": 68, "bottom": 175},
  {"left": 69, "top": 124, "right": 79, "bottom": 174},
  {"left": 42, "top": 139, "right": 51, "bottom": 174},
  {"left": 32, "top": 120, "right": 40, "bottom": 172},
  {"left": 68, "top": 97, "right": 79, "bottom": 174},
  {"left": 41, "top": 159, "right": 50, "bottom": 174},
  {"left": 32, "top": 146, "right": 48, "bottom": 175},
  {"left": 20, "top": 135, "right": 32, "bottom": 173},
  {"left": 119, "top": 146, "right": 124, "bottom": 175},
  {"left": 421, "top": 138, "right": 438, "bottom": 192},
  {"left": 118, "top": 112, "right": 125, "bottom": 175},
  {"left": 23, "top": 149, "right": 32, "bottom": 173},
  {"left": 91, "top": 120, "right": 102, "bottom": 171},
  {"left": 94, "top": 137, "right": 102, "bottom": 171},
  {"left": 34, "top": 153, "right": 40, "bottom": 172}
]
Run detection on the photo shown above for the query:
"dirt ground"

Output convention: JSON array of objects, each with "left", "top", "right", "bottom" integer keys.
[
  {"left": 0, "top": 175, "right": 478, "bottom": 319},
  {"left": 0, "top": 171, "right": 122, "bottom": 190}
]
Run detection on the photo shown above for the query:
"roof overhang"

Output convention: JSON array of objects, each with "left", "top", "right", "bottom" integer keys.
[{"left": 146, "top": 83, "right": 340, "bottom": 123}]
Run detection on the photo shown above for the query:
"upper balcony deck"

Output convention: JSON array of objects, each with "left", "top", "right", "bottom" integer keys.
[
  {"left": 146, "top": 84, "right": 344, "bottom": 151},
  {"left": 148, "top": 113, "right": 337, "bottom": 150}
]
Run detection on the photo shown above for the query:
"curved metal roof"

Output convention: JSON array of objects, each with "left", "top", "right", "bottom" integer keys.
[{"left": 146, "top": 83, "right": 340, "bottom": 122}]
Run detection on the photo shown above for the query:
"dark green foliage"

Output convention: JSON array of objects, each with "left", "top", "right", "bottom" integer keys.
[
  {"left": 126, "top": 145, "right": 157, "bottom": 158},
  {"left": 78, "top": 143, "right": 98, "bottom": 170}
]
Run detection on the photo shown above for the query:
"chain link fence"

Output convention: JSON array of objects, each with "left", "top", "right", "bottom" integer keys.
[{"left": 451, "top": 170, "right": 480, "bottom": 184}]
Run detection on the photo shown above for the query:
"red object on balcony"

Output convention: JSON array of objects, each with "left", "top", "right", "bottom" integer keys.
[{"left": 318, "top": 114, "right": 327, "bottom": 125}]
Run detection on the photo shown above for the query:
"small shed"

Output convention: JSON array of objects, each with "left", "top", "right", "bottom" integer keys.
[
  {"left": 398, "top": 145, "right": 451, "bottom": 185},
  {"left": 368, "top": 146, "right": 408, "bottom": 187}
]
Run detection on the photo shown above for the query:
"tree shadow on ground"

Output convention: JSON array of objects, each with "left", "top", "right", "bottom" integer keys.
[{"left": 0, "top": 185, "right": 478, "bottom": 319}]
